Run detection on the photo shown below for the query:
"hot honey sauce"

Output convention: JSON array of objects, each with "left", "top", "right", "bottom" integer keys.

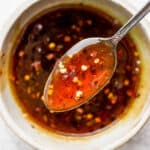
[{"left": 9, "top": 5, "right": 141, "bottom": 134}]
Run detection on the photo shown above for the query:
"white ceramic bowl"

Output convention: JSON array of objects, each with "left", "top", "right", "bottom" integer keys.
[{"left": 0, "top": 0, "right": 150, "bottom": 150}]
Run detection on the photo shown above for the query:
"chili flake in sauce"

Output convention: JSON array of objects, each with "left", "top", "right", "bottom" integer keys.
[{"left": 9, "top": 5, "right": 141, "bottom": 134}]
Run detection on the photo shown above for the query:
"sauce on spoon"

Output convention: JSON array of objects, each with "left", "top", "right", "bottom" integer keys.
[{"left": 44, "top": 42, "right": 115, "bottom": 112}]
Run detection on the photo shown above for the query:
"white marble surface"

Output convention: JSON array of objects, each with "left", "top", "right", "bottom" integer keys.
[{"left": 0, "top": 0, "right": 150, "bottom": 150}]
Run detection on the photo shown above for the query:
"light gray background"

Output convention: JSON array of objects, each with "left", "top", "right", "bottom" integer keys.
[{"left": 0, "top": 0, "right": 149, "bottom": 149}]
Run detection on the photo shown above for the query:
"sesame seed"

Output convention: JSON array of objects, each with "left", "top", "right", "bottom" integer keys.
[
  {"left": 59, "top": 68, "right": 67, "bottom": 74},
  {"left": 36, "top": 47, "right": 42, "bottom": 53},
  {"left": 81, "top": 65, "right": 88, "bottom": 71},
  {"left": 68, "top": 54, "right": 73, "bottom": 58},
  {"left": 136, "top": 60, "right": 141, "bottom": 65},
  {"left": 135, "top": 67, "right": 139, "bottom": 73},
  {"left": 36, "top": 24, "right": 43, "bottom": 30},
  {"left": 24, "top": 75, "right": 30, "bottom": 81},
  {"left": 72, "top": 76, "right": 79, "bottom": 83},
  {"left": 48, "top": 42, "right": 56, "bottom": 49},
  {"left": 76, "top": 108, "right": 84, "bottom": 114},
  {"left": 41, "top": 96, "right": 44, "bottom": 101},
  {"left": 23, "top": 113, "right": 28, "bottom": 118},
  {"left": 49, "top": 84, "right": 54, "bottom": 89},
  {"left": 90, "top": 51, "right": 97, "bottom": 57},
  {"left": 58, "top": 62, "right": 65, "bottom": 68},
  {"left": 48, "top": 89, "right": 53, "bottom": 95},
  {"left": 72, "top": 77, "right": 82, "bottom": 86},
  {"left": 75, "top": 90, "right": 83, "bottom": 100},
  {"left": 94, "top": 58, "right": 100, "bottom": 64}
]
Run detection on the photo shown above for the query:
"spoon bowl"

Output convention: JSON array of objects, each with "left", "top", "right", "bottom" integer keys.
[{"left": 43, "top": 38, "right": 117, "bottom": 112}]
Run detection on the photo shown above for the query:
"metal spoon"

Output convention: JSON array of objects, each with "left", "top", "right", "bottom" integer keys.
[{"left": 43, "top": 1, "right": 150, "bottom": 112}]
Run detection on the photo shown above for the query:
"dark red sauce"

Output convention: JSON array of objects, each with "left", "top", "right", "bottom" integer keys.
[{"left": 9, "top": 5, "right": 141, "bottom": 134}]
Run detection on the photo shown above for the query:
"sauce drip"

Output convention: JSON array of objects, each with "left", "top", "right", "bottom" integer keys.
[{"left": 45, "top": 42, "right": 115, "bottom": 111}]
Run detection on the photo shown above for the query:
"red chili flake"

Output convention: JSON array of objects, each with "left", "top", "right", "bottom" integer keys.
[
  {"left": 130, "top": 42, "right": 136, "bottom": 48},
  {"left": 99, "top": 59, "right": 104, "bottom": 65},
  {"left": 36, "top": 92, "right": 41, "bottom": 98},
  {"left": 64, "top": 35, "right": 71, "bottom": 42},
  {"left": 104, "top": 88, "right": 110, "bottom": 94},
  {"left": 31, "top": 61, "right": 41, "bottom": 72},
  {"left": 18, "top": 51, "right": 24, "bottom": 57},
  {"left": 46, "top": 53, "right": 55, "bottom": 60},
  {"left": 95, "top": 117, "right": 101, "bottom": 123},
  {"left": 132, "top": 75, "right": 137, "bottom": 81},
  {"left": 90, "top": 51, "right": 97, "bottom": 57},
  {"left": 117, "top": 49, "right": 123, "bottom": 57},
  {"left": 126, "top": 90, "right": 134, "bottom": 97},
  {"left": 86, "top": 19, "right": 93, "bottom": 25},
  {"left": 110, "top": 96, "right": 117, "bottom": 104},
  {"left": 35, "top": 107, "right": 41, "bottom": 112},
  {"left": 124, "top": 79, "right": 129, "bottom": 86}
]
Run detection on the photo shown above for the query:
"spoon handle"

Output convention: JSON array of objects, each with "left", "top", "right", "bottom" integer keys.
[{"left": 112, "top": 1, "right": 150, "bottom": 45}]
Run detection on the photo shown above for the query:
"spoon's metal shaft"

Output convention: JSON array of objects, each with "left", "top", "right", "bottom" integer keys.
[{"left": 112, "top": 1, "right": 150, "bottom": 45}]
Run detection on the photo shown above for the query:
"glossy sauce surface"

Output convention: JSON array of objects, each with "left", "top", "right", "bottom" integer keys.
[
  {"left": 45, "top": 42, "right": 115, "bottom": 112},
  {"left": 10, "top": 5, "right": 141, "bottom": 134}
]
